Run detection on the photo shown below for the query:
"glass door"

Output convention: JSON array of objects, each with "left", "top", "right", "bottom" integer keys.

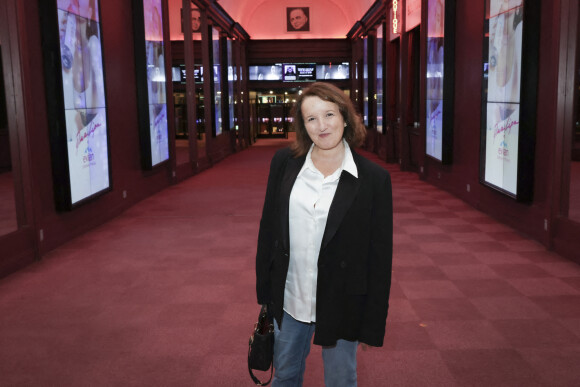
[
  {"left": 0, "top": 49, "right": 17, "bottom": 236},
  {"left": 568, "top": 10, "right": 580, "bottom": 221}
]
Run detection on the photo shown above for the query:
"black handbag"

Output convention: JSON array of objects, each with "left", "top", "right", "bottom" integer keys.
[{"left": 248, "top": 305, "right": 274, "bottom": 385}]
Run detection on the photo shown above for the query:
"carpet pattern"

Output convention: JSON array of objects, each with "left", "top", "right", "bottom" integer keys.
[{"left": 0, "top": 138, "right": 579, "bottom": 386}]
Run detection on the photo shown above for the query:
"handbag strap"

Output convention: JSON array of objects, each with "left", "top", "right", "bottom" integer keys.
[
  {"left": 247, "top": 347, "right": 273, "bottom": 386},
  {"left": 248, "top": 304, "right": 274, "bottom": 385}
]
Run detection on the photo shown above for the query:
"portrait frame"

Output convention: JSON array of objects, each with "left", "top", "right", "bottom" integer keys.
[
  {"left": 287, "top": 7, "right": 310, "bottom": 32},
  {"left": 181, "top": 6, "right": 202, "bottom": 33}
]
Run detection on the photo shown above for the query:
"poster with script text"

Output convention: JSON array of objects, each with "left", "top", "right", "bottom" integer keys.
[
  {"left": 57, "top": 0, "right": 110, "bottom": 204},
  {"left": 483, "top": 0, "right": 523, "bottom": 195}
]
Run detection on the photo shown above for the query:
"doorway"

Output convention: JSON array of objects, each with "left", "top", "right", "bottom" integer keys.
[
  {"left": 0, "top": 18, "right": 18, "bottom": 237},
  {"left": 251, "top": 88, "right": 300, "bottom": 139},
  {"left": 405, "top": 26, "right": 421, "bottom": 170},
  {"left": 567, "top": 5, "right": 580, "bottom": 222},
  {"left": 386, "top": 37, "right": 400, "bottom": 163}
]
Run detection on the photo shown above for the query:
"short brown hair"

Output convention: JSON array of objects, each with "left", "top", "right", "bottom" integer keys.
[{"left": 290, "top": 82, "right": 366, "bottom": 157}]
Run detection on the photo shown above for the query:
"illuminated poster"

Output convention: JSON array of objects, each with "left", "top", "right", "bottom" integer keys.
[
  {"left": 316, "top": 62, "right": 349, "bottom": 80},
  {"left": 212, "top": 27, "right": 222, "bottom": 136},
  {"left": 426, "top": 0, "right": 444, "bottom": 160},
  {"left": 483, "top": 0, "right": 523, "bottom": 195},
  {"left": 142, "top": 0, "right": 169, "bottom": 166},
  {"left": 227, "top": 39, "right": 235, "bottom": 130},
  {"left": 363, "top": 37, "right": 369, "bottom": 126},
  {"left": 283, "top": 64, "right": 297, "bottom": 81},
  {"left": 249, "top": 65, "right": 283, "bottom": 81},
  {"left": 283, "top": 64, "right": 316, "bottom": 82},
  {"left": 376, "top": 26, "right": 384, "bottom": 133},
  {"left": 57, "top": 0, "right": 110, "bottom": 205}
]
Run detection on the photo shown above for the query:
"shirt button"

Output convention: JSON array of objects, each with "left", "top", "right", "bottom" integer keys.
[{"left": 340, "top": 261, "right": 347, "bottom": 269}]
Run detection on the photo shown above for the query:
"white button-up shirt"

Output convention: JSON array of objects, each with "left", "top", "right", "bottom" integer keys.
[{"left": 284, "top": 140, "right": 358, "bottom": 323}]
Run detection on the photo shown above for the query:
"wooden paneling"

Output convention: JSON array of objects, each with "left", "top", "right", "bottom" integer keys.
[
  {"left": 246, "top": 39, "right": 351, "bottom": 63},
  {"left": 170, "top": 40, "right": 203, "bottom": 63}
]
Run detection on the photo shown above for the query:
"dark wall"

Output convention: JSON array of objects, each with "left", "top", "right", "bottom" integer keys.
[
  {"left": 0, "top": 49, "right": 9, "bottom": 171},
  {"left": 170, "top": 40, "right": 203, "bottom": 64},
  {"left": 246, "top": 39, "right": 351, "bottom": 64}
]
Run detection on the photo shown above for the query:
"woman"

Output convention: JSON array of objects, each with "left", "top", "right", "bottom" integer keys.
[{"left": 255, "top": 82, "right": 393, "bottom": 386}]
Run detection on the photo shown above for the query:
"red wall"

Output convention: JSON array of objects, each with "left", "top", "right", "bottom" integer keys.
[
  {"left": 2, "top": 0, "right": 577, "bottom": 278},
  {"left": 420, "top": 1, "right": 558, "bottom": 248},
  {"left": 17, "top": 0, "right": 174, "bottom": 258}
]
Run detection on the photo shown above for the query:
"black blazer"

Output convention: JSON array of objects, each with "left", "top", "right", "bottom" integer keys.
[{"left": 256, "top": 147, "right": 393, "bottom": 347}]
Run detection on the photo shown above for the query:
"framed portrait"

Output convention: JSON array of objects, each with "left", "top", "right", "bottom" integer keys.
[
  {"left": 287, "top": 7, "right": 310, "bottom": 32},
  {"left": 181, "top": 6, "right": 201, "bottom": 33}
]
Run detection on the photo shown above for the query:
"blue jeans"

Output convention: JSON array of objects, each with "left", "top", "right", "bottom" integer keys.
[{"left": 272, "top": 310, "right": 358, "bottom": 387}]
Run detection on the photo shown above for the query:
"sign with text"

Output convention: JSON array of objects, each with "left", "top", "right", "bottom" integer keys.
[{"left": 390, "top": 1, "right": 400, "bottom": 39}]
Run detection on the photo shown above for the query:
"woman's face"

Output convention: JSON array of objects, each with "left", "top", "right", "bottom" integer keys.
[
  {"left": 191, "top": 10, "right": 201, "bottom": 31},
  {"left": 301, "top": 96, "right": 344, "bottom": 152}
]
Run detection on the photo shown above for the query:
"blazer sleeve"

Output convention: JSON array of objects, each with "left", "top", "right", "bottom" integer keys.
[
  {"left": 359, "top": 170, "right": 393, "bottom": 346},
  {"left": 255, "top": 149, "right": 288, "bottom": 304}
]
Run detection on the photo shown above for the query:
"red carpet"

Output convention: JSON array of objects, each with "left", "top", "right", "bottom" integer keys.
[{"left": 0, "top": 138, "right": 579, "bottom": 386}]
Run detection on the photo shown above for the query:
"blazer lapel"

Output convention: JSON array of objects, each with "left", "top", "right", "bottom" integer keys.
[
  {"left": 280, "top": 155, "right": 305, "bottom": 252},
  {"left": 321, "top": 170, "right": 361, "bottom": 249}
]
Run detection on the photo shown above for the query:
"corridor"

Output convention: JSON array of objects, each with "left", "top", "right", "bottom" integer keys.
[{"left": 0, "top": 138, "right": 579, "bottom": 386}]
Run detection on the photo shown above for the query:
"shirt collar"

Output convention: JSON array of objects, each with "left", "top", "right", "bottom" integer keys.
[
  {"left": 299, "top": 139, "right": 358, "bottom": 179},
  {"left": 342, "top": 140, "right": 358, "bottom": 178}
]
